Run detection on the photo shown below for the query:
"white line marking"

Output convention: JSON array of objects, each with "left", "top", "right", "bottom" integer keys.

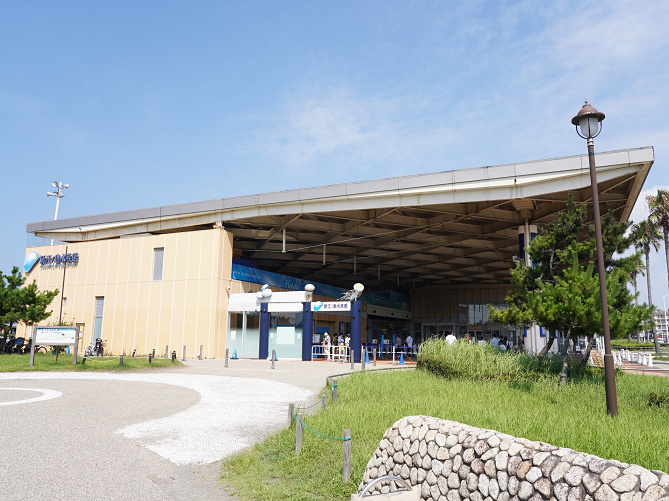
[
  {"left": 0, "top": 387, "right": 62, "bottom": 406},
  {"left": 0, "top": 372, "right": 310, "bottom": 465}
]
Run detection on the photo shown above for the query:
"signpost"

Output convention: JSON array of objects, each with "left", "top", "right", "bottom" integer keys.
[{"left": 29, "top": 325, "right": 80, "bottom": 366}]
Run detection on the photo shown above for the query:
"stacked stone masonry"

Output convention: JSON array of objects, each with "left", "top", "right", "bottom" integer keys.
[{"left": 358, "top": 416, "right": 669, "bottom": 501}]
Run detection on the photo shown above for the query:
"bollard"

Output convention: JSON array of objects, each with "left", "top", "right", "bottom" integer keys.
[
  {"left": 288, "top": 403, "right": 294, "bottom": 426},
  {"left": 322, "top": 390, "right": 326, "bottom": 411},
  {"left": 648, "top": 354, "right": 654, "bottom": 368},
  {"left": 373, "top": 348, "right": 377, "bottom": 366},
  {"left": 343, "top": 429, "right": 351, "bottom": 483},
  {"left": 148, "top": 354, "right": 152, "bottom": 364},
  {"left": 271, "top": 349, "right": 276, "bottom": 369},
  {"left": 350, "top": 349, "right": 354, "bottom": 370},
  {"left": 152, "top": 348, "right": 156, "bottom": 358},
  {"left": 182, "top": 345, "right": 186, "bottom": 362},
  {"left": 171, "top": 351, "right": 176, "bottom": 362},
  {"left": 132, "top": 349, "right": 136, "bottom": 357},
  {"left": 119, "top": 354, "right": 123, "bottom": 367},
  {"left": 225, "top": 348, "right": 229, "bottom": 368},
  {"left": 361, "top": 348, "right": 366, "bottom": 371},
  {"left": 393, "top": 346, "right": 396, "bottom": 364},
  {"left": 82, "top": 356, "right": 86, "bottom": 365},
  {"left": 199, "top": 345, "right": 203, "bottom": 360},
  {"left": 332, "top": 379, "right": 338, "bottom": 403},
  {"left": 165, "top": 345, "right": 169, "bottom": 358},
  {"left": 295, "top": 413, "right": 303, "bottom": 455}
]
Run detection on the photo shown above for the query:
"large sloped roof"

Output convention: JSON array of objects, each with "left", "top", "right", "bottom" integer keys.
[{"left": 27, "top": 147, "right": 653, "bottom": 292}]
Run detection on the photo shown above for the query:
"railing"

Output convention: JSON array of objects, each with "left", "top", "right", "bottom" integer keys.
[{"left": 312, "top": 344, "right": 350, "bottom": 362}]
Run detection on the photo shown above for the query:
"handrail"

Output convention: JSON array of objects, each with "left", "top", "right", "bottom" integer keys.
[{"left": 358, "top": 475, "right": 413, "bottom": 498}]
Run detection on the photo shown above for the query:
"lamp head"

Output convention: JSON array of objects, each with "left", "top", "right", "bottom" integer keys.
[{"left": 572, "top": 99, "right": 605, "bottom": 139}]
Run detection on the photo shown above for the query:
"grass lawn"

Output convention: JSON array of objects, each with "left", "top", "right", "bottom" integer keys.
[
  {"left": 0, "top": 352, "right": 183, "bottom": 371},
  {"left": 221, "top": 368, "right": 669, "bottom": 501}
]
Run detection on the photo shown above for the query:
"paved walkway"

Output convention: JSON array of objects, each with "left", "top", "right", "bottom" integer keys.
[{"left": 0, "top": 357, "right": 407, "bottom": 501}]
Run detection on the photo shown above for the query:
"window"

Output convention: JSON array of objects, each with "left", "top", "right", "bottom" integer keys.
[{"left": 153, "top": 248, "right": 164, "bottom": 281}]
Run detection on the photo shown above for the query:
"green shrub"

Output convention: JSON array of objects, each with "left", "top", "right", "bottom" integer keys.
[
  {"left": 417, "top": 338, "right": 592, "bottom": 383},
  {"left": 611, "top": 340, "right": 655, "bottom": 349},
  {"left": 648, "top": 392, "right": 669, "bottom": 408}
]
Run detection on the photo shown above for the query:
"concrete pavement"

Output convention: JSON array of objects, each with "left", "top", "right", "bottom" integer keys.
[{"left": 0, "top": 357, "right": 373, "bottom": 501}]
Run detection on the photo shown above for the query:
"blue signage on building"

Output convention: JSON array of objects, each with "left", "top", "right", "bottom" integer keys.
[
  {"left": 38, "top": 252, "right": 80, "bottom": 268},
  {"left": 24, "top": 251, "right": 40, "bottom": 273}
]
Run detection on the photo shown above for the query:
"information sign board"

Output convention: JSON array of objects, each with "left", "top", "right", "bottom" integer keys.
[
  {"left": 30, "top": 325, "right": 80, "bottom": 367},
  {"left": 34, "top": 326, "right": 78, "bottom": 346}
]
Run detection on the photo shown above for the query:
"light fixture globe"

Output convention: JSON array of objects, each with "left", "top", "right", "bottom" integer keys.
[
  {"left": 353, "top": 283, "right": 364, "bottom": 293},
  {"left": 572, "top": 99, "right": 605, "bottom": 139}
]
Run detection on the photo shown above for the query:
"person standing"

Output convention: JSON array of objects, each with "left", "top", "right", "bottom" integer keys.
[
  {"left": 322, "top": 332, "right": 331, "bottom": 360},
  {"left": 445, "top": 331, "right": 456, "bottom": 345}
]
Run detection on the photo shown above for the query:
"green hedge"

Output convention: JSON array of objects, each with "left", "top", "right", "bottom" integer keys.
[{"left": 416, "top": 338, "right": 589, "bottom": 382}]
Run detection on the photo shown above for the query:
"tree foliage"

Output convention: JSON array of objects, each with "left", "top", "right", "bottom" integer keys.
[
  {"left": 490, "top": 195, "right": 653, "bottom": 382},
  {"left": 630, "top": 219, "right": 662, "bottom": 353},
  {"left": 646, "top": 189, "right": 669, "bottom": 291},
  {"left": 0, "top": 266, "right": 59, "bottom": 341}
]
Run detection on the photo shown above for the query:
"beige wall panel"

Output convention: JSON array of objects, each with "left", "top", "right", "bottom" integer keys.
[
  {"left": 157, "top": 279, "right": 175, "bottom": 354},
  {"left": 109, "top": 282, "right": 128, "bottom": 355},
  {"left": 119, "top": 278, "right": 139, "bottom": 355},
  {"left": 21, "top": 228, "right": 238, "bottom": 358},
  {"left": 145, "top": 281, "right": 165, "bottom": 355}
]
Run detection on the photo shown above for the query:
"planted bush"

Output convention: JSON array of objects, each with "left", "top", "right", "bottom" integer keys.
[
  {"left": 648, "top": 391, "right": 669, "bottom": 408},
  {"left": 416, "top": 338, "right": 590, "bottom": 383}
]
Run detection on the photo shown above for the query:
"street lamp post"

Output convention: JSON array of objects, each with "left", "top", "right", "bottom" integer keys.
[
  {"left": 47, "top": 180, "right": 68, "bottom": 246},
  {"left": 572, "top": 99, "right": 618, "bottom": 416}
]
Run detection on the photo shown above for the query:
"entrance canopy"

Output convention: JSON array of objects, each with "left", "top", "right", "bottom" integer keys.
[{"left": 27, "top": 147, "right": 653, "bottom": 293}]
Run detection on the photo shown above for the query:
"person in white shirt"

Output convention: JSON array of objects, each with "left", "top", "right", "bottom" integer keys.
[
  {"left": 405, "top": 334, "right": 414, "bottom": 355},
  {"left": 322, "top": 332, "right": 331, "bottom": 360},
  {"left": 445, "top": 332, "right": 456, "bottom": 345}
]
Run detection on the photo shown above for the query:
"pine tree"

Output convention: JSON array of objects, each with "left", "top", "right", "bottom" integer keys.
[
  {"left": 490, "top": 195, "right": 653, "bottom": 384},
  {"left": 0, "top": 266, "right": 59, "bottom": 344}
]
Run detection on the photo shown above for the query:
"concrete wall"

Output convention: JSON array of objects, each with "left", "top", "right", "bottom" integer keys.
[
  {"left": 19, "top": 227, "right": 233, "bottom": 358},
  {"left": 359, "top": 416, "right": 669, "bottom": 501}
]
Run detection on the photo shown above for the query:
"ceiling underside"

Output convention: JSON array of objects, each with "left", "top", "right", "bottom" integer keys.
[{"left": 227, "top": 171, "right": 639, "bottom": 293}]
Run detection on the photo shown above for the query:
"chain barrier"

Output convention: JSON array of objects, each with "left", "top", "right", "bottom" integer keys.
[{"left": 290, "top": 404, "right": 351, "bottom": 442}]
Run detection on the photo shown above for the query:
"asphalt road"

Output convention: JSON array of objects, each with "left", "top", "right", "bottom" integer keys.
[{"left": 0, "top": 358, "right": 358, "bottom": 501}]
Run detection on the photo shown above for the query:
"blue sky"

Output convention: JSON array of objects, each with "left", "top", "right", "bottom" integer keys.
[{"left": 1, "top": 0, "right": 668, "bottom": 307}]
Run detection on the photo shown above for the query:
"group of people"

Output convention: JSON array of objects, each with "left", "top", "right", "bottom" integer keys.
[
  {"left": 490, "top": 334, "right": 511, "bottom": 351},
  {"left": 321, "top": 331, "right": 350, "bottom": 361},
  {"left": 447, "top": 331, "right": 514, "bottom": 351}
]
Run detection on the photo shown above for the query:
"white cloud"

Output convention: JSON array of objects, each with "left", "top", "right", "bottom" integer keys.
[{"left": 255, "top": 86, "right": 460, "bottom": 174}]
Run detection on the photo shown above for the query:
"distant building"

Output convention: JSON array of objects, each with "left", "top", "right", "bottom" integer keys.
[{"left": 653, "top": 309, "right": 668, "bottom": 343}]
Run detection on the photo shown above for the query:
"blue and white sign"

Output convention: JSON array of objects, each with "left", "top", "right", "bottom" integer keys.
[
  {"left": 24, "top": 251, "right": 40, "bottom": 273},
  {"left": 312, "top": 301, "right": 351, "bottom": 312},
  {"left": 34, "top": 326, "right": 77, "bottom": 346}
]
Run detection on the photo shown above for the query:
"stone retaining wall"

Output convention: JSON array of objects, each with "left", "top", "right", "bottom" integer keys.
[{"left": 358, "top": 416, "right": 669, "bottom": 501}]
